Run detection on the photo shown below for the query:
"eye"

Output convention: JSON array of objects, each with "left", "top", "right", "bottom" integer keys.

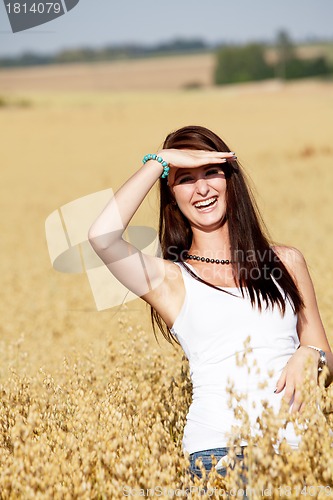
[
  {"left": 178, "top": 175, "right": 194, "bottom": 184},
  {"left": 205, "top": 167, "right": 224, "bottom": 176}
]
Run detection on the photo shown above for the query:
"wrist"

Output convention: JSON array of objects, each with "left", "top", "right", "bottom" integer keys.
[
  {"left": 142, "top": 153, "right": 170, "bottom": 179},
  {"left": 299, "top": 345, "right": 327, "bottom": 371}
]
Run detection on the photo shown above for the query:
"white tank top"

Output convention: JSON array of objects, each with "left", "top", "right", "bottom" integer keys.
[{"left": 170, "top": 262, "right": 303, "bottom": 455}]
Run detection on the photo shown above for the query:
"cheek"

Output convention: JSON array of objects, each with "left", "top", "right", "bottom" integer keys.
[
  {"left": 173, "top": 186, "right": 193, "bottom": 207},
  {"left": 215, "top": 179, "right": 227, "bottom": 199}
]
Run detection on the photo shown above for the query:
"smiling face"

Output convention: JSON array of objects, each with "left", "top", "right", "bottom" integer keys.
[{"left": 168, "top": 164, "right": 227, "bottom": 231}]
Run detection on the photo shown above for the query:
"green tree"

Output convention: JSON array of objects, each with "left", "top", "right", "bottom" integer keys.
[
  {"left": 276, "top": 30, "right": 295, "bottom": 79},
  {"left": 215, "top": 43, "right": 274, "bottom": 85},
  {"left": 275, "top": 30, "right": 331, "bottom": 80}
]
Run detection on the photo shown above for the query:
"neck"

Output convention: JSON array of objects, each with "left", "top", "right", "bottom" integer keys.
[{"left": 189, "top": 223, "right": 231, "bottom": 259}]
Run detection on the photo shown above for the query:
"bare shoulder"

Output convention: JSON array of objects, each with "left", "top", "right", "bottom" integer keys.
[
  {"left": 271, "top": 244, "right": 307, "bottom": 283},
  {"left": 141, "top": 259, "right": 185, "bottom": 329},
  {"left": 271, "top": 244, "right": 305, "bottom": 264}
]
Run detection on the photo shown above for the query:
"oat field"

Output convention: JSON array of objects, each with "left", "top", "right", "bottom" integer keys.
[{"left": 1, "top": 72, "right": 333, "bottom": 498}]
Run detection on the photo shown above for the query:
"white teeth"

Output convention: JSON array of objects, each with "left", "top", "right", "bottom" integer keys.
[{"left": 194, "top": 197, "right": 217, "bottom": 208}]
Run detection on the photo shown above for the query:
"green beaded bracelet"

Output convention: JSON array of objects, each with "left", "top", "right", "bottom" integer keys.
[{"left": 142, "top": 154, "right": 170, "bottom": 179}]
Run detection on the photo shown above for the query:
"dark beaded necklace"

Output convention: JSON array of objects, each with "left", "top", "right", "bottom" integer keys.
[{"left": 184, "top": 252, "right": 235, "bottom": 265}]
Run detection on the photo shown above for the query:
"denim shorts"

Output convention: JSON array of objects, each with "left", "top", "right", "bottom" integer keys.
[{"left": 189, "top": 446, "right": 247, "bottom": 481}]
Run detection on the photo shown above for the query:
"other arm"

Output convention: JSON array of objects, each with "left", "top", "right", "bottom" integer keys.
[{"left": 273, "top": 246, "right": 333, "bottom": 412}]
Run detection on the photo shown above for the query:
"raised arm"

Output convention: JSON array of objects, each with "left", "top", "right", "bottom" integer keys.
[
  {"left": 88, "top": 156, "right": 166, "bottom": 299},
  {"left": 88, "top": 149, "right": 234, "bottom": 302}
]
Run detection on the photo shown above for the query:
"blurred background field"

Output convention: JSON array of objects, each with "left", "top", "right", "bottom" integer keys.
[{"left": 1, "top": 62, "right": 333, "bottom": 496}]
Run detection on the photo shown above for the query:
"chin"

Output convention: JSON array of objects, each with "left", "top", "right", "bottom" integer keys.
[{"left": 193, "top": 217, "right": 227, "bottom": 231}]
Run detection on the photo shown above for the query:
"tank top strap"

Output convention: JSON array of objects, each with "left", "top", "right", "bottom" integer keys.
[
  {"left": 172, "top": 261, "right": 191, "bottom": 286},
  {"left": 172, "top": 261, "right": 198, "bottom": 287},
  {"left": 172, "top": 261, "right": 199, "bottom": 303}
]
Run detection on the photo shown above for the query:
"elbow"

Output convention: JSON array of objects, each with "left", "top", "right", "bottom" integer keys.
[
  {"left": 88, "top": 227, "right": 123, "bottom": 250},
  {"left": 88, "top": 225, "right": 105, "bottom": 249},
  {"left": 88, "top": 226, "right": 98, "bottom": 246},
  {"left": 88, "top": 229, "right": 107, "bottom": 250}
]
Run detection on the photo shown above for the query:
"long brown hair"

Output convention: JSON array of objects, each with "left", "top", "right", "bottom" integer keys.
[{"left": 151, "top": 125, "right": 304, "bottom": 346}]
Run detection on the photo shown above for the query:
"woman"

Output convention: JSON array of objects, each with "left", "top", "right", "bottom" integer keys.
[{"left": 88, "top": 125, "right": 332, "bottom": 482}]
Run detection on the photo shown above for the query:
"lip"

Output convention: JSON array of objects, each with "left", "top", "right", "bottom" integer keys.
[{"left": 193, "top": 196, "right": 218, "bottom": 208}]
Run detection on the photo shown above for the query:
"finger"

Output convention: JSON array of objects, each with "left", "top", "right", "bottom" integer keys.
[
  {"left": 291, "top": 395, "right": 303, "bottom": 414},
  {"left": 209, "top": 155, "right": 237, "bottom": 164},
  {"left": 282, "top": 386, "right": 294, "bottom": 405},
  {"left": 189, "top": 150, "right": 236, "bottom": 159},
  {"left": 208, "top": 158, "right": 228, "bottom": 163},
  {"left": 214, "top": 151, "right": 236, "bottom": 157},
  {"left": 191, "top": 150, "right": 236, "bottom": 155},
  {"left": 274, "top": 370, "right": 287, "bottom": 393},
  {"left": 213, "top": 152, "right": 237, "bottom": 160}
]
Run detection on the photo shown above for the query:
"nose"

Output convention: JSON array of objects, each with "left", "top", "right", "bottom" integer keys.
[{"left": 195, "top": 177, "right": 210, "bottom": 196}]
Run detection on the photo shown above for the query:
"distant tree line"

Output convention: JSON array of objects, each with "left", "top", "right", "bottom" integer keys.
[
  {"left": 1, "top": 32, "right": 332, "bottom": 85},
  {"left": 0, "top": 39, "right": 209, "bottom": 68},
  {"left": 215, "top": 31, "right": 332, "bottom": 84}
]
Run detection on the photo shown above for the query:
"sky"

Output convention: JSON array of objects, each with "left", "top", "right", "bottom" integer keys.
[{"left": 0, "top": 0, "right": 333, "bottom": 58}]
